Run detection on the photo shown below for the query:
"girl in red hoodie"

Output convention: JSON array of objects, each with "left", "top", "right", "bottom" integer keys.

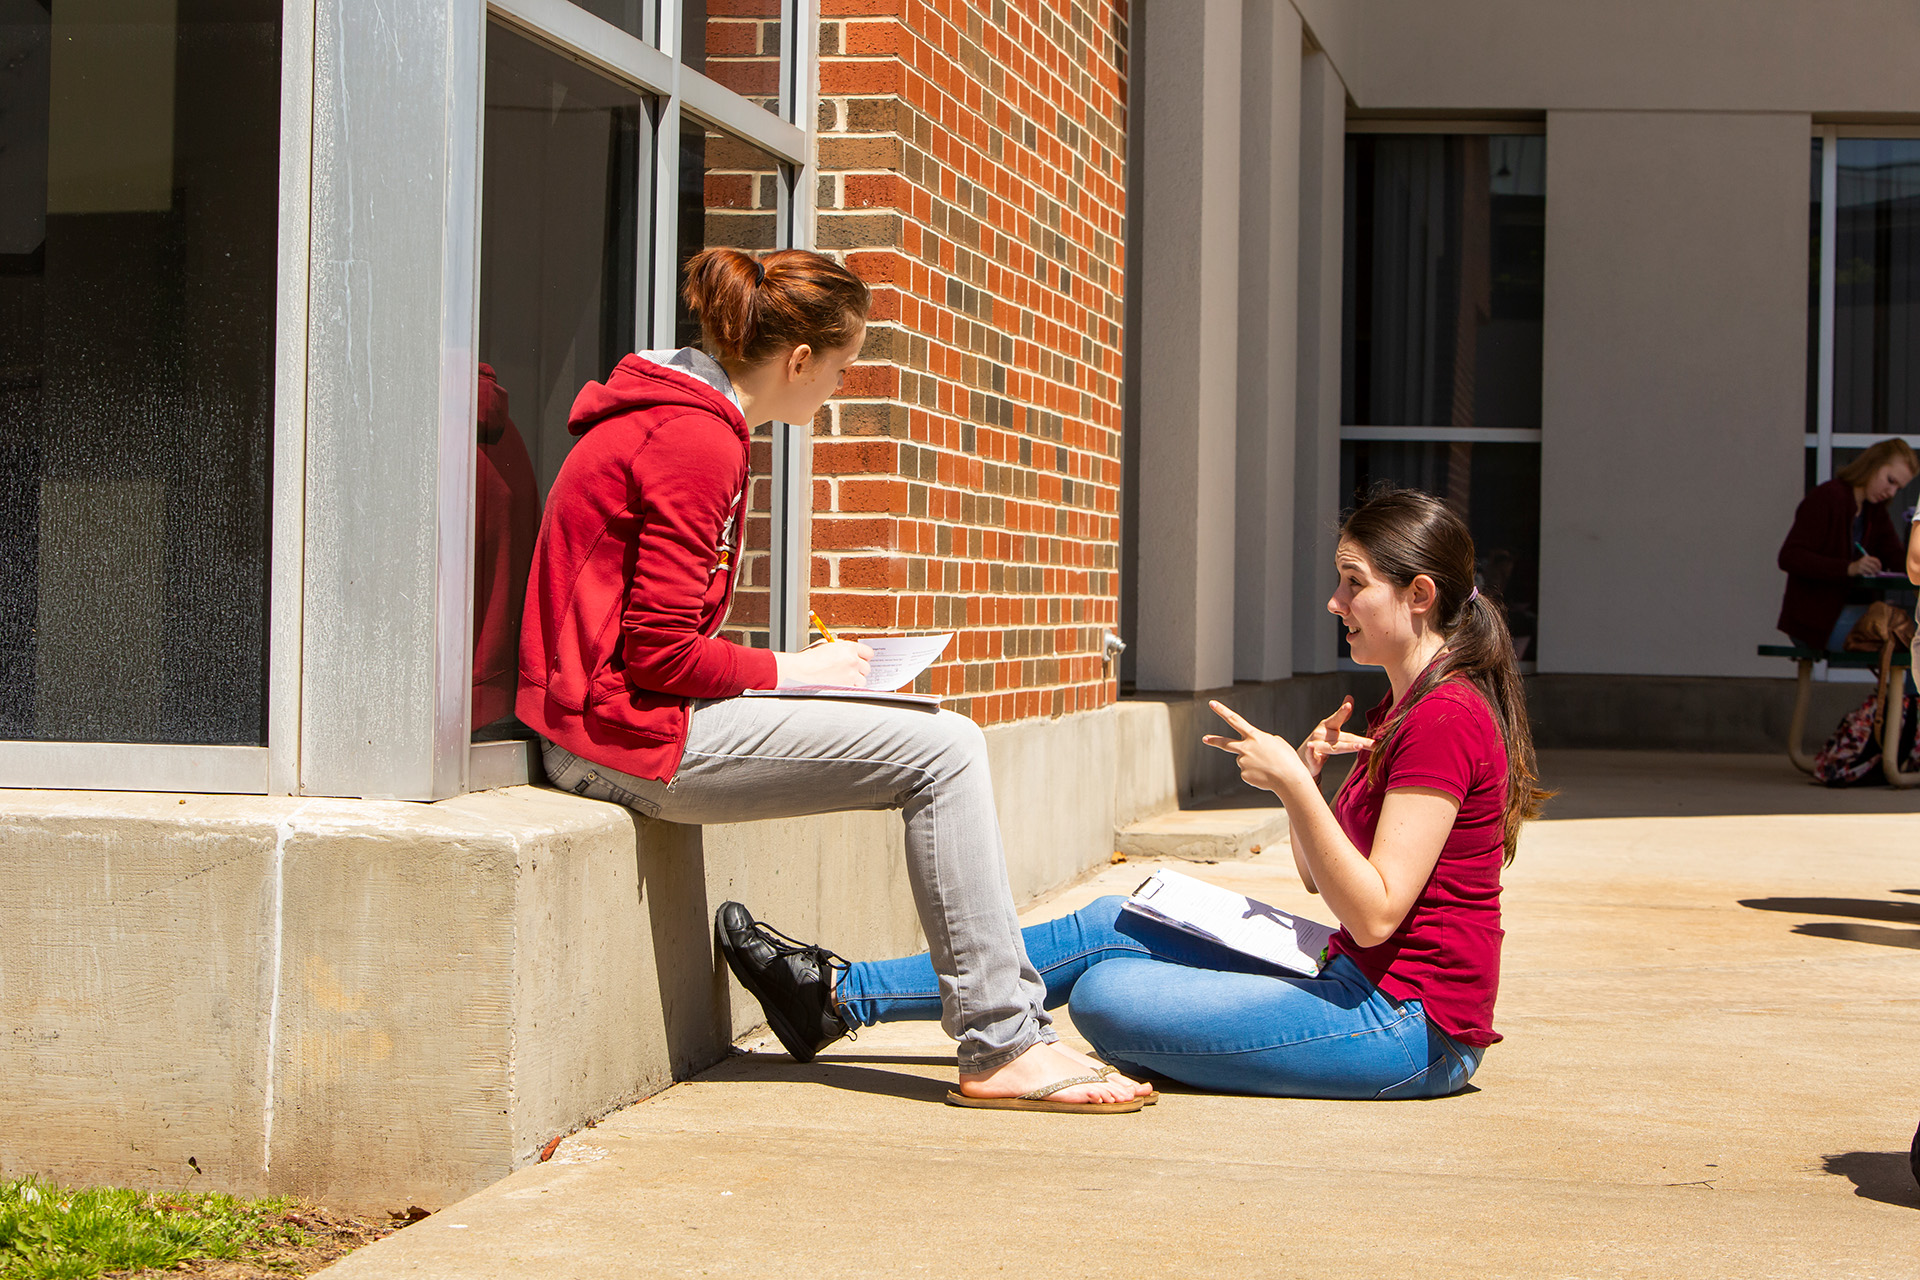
[{"left": 521, "top": 248, "right": 1149, "bottom": 1113}]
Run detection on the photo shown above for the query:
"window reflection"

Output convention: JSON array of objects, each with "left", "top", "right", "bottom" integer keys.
[
  {"left": 1833, "top": 138, "right": 1920, "bottom": 436},
  {"left": 0, "top": 0, "right": 281, "bottom": 744},
  {"left": 564, "top": 0, "right": 655, "bottom": 45},
  {"left": 1342, "top": 135, "right": 1546, "bottom": 429},
  {"left": 676, "top": 122, "right": 788, "bottom": 648},
  {"left": 1340, "top": 442, "right": 1542, "bottom": 661},
  {"left": 691, "top": 0, "right": 785, "bottom": 117},
  {"left": 476, "top": 21, "right": 646, "bottom": 738}
]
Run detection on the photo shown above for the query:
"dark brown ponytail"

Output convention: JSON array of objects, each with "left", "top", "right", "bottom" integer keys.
[
  {"left": 681, "top": 247, "right": 870, "bottom": 367},
  {"left": 1342, "top": 488, "right": 1550, "bottom": 863}
]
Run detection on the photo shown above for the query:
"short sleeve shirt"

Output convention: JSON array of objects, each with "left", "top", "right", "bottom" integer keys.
[{"left": 1327, "top": 680, "right": 1508, "bottom": 1046}]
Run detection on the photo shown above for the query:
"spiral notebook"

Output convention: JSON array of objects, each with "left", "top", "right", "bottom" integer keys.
[{"left": 1122, "top": 868, "right": 1337, "bottom": 977}]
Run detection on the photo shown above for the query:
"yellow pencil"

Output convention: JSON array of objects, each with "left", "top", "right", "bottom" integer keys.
[{"left": 809, "top": 609, "right": 839, "bottom": 643}]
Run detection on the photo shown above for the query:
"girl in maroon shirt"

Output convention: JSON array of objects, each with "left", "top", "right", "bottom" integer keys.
[{"left": 810, "top": 488, "right": 1547, "bottom": 1099}]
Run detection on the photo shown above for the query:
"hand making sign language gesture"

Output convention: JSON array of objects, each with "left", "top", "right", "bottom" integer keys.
[{"left": 1202, "top": 696, "right": 1375, "bottom": 792}]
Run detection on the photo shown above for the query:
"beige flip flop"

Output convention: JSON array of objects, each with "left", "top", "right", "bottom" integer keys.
[{"left": 945, "top": 1071, "right": 1147, "bottom": 1113}]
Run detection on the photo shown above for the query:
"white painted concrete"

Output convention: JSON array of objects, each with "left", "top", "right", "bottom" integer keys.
[
  {"left": 1538, "top": 111, "right": 1809, "bottom": 677},
  {"left": 0, "top": 704, "right": 1144, "bottom": 1209},
  {"left": 1291, "top": 44, "right": 1346, "bottom": 675},
  {"left": 1327, "top": 0, "right": 1920, "bottom": 115},
  {"left": 1133, "top": 0, "right": 1243, "bottom": 692},
  {"left": 1233, "top": 0, "right": 1303, "bottom": 683}
]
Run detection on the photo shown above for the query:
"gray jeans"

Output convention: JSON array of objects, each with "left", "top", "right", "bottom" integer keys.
[{"left": 540, "top": 696, "right": 1053, "bottom": 1072}]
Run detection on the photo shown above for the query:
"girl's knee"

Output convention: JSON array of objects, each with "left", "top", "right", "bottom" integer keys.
[
  {"left": 924, "top": 709, "right": 989, "bottom": 767},
  {"left": 1079, "top": 894, "right": 1128, "bottom": 933}
]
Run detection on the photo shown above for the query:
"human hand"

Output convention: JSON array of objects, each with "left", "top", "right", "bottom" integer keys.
[
  {"left": 1295, "top": 696, "right": 1376, "bottom": 779},
  {"left": 1202, "top": 701, "right": 1313, "bottom": 795},
  {"left": 774, "top": 640, "right": 874, "bottom": 689},
  {"left": 1850, "top": 553, "right": 1884, "bottom": 576}
]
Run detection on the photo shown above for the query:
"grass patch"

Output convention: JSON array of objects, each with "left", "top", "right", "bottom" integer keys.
[{"left": 0, "top": 1178, "right": 336, "bottom": 1280}]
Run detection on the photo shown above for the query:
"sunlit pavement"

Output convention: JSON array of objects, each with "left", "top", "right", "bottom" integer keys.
[{"left": 319, "top": 751, "right": 1920, "bottom": 1279}]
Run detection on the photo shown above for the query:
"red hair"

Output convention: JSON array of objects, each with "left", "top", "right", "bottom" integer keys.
[{"left": 682, "top": 247, "right": 870, "bottom": 366}]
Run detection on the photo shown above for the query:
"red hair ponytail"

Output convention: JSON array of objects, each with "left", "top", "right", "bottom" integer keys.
[{"left": 682, "top": 247, "right": 870, "bottom": 366}]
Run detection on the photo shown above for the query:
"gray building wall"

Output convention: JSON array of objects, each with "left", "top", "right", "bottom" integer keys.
[
  {"left": 1538, "top": 111, "right": 1809, "bottom": 677},
  {"left": 1127, "top": 1, "right": 1918, "bottom": 736}
]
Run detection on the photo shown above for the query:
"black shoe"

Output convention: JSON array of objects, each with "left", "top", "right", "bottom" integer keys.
[{"left": 714, "top": 902, "right": 851, "bottom": 1063}]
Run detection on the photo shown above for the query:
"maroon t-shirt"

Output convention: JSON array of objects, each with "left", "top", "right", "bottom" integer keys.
[{"left": 1327, "top": 680, "right": 1507, "bottom": 1046}]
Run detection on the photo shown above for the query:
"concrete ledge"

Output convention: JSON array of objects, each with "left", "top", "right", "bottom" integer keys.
[
  {"left": 1114, "top": 806, "right": 1289, "bottom": 861},
  {"left": 1525, "top": 672, "right": 1870, "bottom": 754},
  {"left": 1, "top": 704, "right": 1136, "bottom": 1210}
]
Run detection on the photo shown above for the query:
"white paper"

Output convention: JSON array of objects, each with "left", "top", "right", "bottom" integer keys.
[
  {"left": 741, "top": 632, "right": 954, "bottom": 702},
  {"left": 1121, "top": 868, "right": 1337, "bottom": 977}
]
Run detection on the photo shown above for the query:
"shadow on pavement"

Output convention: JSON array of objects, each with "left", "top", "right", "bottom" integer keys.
[
  {"left": 1821, "top": 1151, "right": 1920, "bottom": 1208},
  {"left": 1793, "top": 922, "right": 1920, "bottom": 950},
  {"left": 1738, "top": 897, "right": 1920, "bottom": 924},
  {"left": 705, "top": 1054, "right": 953, "bottom": 1104},
  {"left": 1739, "top": 896, "right": 1920, "bottom": 950}
]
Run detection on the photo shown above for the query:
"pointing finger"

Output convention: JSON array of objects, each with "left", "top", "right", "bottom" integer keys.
[{"left": 1208, "top": 700, "right": 1259, "bottom": 737}]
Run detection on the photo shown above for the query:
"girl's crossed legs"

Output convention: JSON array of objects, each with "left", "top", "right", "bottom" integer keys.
[{"left": 837, "top": 895, "right": 1484, "bottom": 1100}]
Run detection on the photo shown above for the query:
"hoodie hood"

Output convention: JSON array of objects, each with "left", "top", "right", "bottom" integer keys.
[{"left": 566, "top": 347, "right": 747, "bottom": 439}]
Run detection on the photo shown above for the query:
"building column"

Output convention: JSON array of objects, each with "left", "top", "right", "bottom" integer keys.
[
  {"left": 1132, "top": 0, "right": 1243, "bottom": 692},
  {"left": 1233, "top": 0, "right": 1302, "bottom": 683},
  {"left": 1291, "top": 43, "right": 1345, "bottom": 673}
]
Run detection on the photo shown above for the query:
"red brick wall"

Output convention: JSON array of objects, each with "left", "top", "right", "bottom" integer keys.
[{"left": 811, "top": 0, "right": 1130, "bottom": 725}]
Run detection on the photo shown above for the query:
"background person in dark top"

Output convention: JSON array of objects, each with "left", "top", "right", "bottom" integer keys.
[{"left": 1777, "top": 438, "right": 1917, "bottom": 651}]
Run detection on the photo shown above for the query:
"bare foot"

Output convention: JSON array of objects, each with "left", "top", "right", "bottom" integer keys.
[
  {"left": 1050, "top": 1042, "right": 1154, "bottom": 1100},
  {"left": 955, "top": 1042, "right": 1136, "bottom": 1105}
]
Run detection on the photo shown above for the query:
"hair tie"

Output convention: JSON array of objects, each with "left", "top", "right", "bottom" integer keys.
[
  {"left": 752, "top": 258, "right": 766, "bottom": 286},
  {"left": 1468, "top": 586, "right": 1480, "bottom": 604}
]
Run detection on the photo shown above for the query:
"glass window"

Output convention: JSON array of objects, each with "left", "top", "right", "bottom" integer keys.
[
  {"left": 565, "top": 0, "right": 656, "bottom": 45},
  {"left": 0, "top": 0, "right": 281, "bottom": 745},
  {"left": 1342, "top": 134, "right": 1546, "bottom": 429},
  {"left": 676, "top": 121, "right": 789, "bottom": 648},
  {"left": 1340, "top": 131, "right": 1545, "bottom": 663},
  {"left": 691, "top": 0, "right": 785, "bottom": 117},
  {"left": 1339, "top": 442, "right": 1541, "bottom": 660},
  {"left": 1833, "top": 138, "right": 1920, "bottom": 437},
  {"left": 474, "top": 20, "right": 647, "bottom": 739}
]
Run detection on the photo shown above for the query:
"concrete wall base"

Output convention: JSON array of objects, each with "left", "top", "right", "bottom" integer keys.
[
  {"left": 1525, "top": 672, "right": 1869, "bottom": 755},
  {"left": 1132, "top": 670, "right": 1869, "bottom": 794},
  {"left": 1, "top": 706, "right": 1134, "bottom": 1211}
]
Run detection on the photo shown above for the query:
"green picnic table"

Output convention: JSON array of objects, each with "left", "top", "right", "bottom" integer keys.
[{"left": 1757, "top": 642, "right": 1917, "bottom": 786}]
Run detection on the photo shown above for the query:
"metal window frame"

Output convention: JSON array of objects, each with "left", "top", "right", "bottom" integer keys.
[
  {"left": 0, "top": 0, "right": 813, "bottom": 798},
  {"left": 1339, "top": 426, "right": 1543, "bottom": 443},
  {"left": 1803, "top": 124, "right": 1920, "bottom": 481},
  {"left": 470, "top": 0, "right": 816, "bottom": 788},
  {"left": 0, "top": 0, "right": 317, "bottom": 795}
]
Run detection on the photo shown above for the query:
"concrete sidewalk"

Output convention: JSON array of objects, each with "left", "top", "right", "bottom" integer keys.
[{"left": 319, "top": 753, "right": 1920, "bottom": 1278}]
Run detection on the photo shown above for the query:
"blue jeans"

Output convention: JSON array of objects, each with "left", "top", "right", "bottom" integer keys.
[
  {"left": 1827, "top": 602, "right": 1870, "bottom": 651},
  {"left": 836, "top": 895, "right": 1485, "bottom": 1100}
]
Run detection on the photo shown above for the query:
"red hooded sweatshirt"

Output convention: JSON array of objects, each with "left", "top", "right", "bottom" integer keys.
[{"left": 517, "top": 350, "right": 779, "bottom": 781}]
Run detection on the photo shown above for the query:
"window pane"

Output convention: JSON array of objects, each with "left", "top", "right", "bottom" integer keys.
[
  {"left": 676, "top": 121, "right": 787, "bottom": 647},
  {"left": 1342, "top": 134, "right": 1546, "bottom": 429},
  {"left": 475, "top": 21, "right": 646, "bottom": 739},
  {"left": 1833, "top": 138, "right": 1920, "bottom": 436},
  {"left": 564, "top": 0, "right": 655, "bottom": 45},
  {"left": 691, "top": 0, "right": 785, "bottom": 117},
  {"left": 1829, "top": 446, "right": 1920, "bottom": 526},
  {"left": 1339, "top": 442, "right": 1542, "bottom": 660},
  {"left": 0, "top": 0, "right": 280, "bottom": 745}
]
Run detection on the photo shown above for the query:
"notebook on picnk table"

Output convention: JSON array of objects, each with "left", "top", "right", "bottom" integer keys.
[{"left": 1122, "top": 867, "right": 1338, "bottom": 978}]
